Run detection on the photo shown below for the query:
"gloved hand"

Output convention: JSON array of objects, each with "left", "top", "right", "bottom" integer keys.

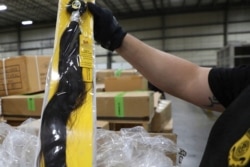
[{"left": 87, "top": 3, "right": 127, "bottom": 51}]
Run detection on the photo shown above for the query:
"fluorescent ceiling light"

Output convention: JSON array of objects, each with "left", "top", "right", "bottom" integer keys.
[
  {"left": 0, "top": 5, "right": 7, "bottom": 11},
  {"left": 22, "top": 20, "right": 33, "bottom": 25}
]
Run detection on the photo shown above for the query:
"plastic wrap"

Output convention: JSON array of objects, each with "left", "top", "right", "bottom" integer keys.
[
  {"left": 0, "top": 122, "right": 12, "bottom": 144},
  {"left": 0, "top": 123, "right": 185, "bottom": 167},
  {"left": 96, "top": 126, "right": 182, "bottom": 167},
  {"left": 0, "top": 121, "right": 39, "bottom": 167}
]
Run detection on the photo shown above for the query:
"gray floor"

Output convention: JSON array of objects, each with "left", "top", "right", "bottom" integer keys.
[{"left": 165, "top": 94, "right": 222, "bottom": 167}]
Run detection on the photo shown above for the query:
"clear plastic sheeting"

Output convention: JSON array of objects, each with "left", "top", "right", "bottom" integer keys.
[
  {"left": 0, "top": 122, "right": 184, "bottom": 167},
  {"left": 0, "top": 119, "right": 39, "bottom": 167},
  {"left": 0, "top": 122, "right": 12, "bottom": 144},
  {"left": 96, "top": 126, "right": 180, "bottom": 167}
]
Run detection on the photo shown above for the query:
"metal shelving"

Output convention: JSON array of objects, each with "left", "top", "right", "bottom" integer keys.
[{"left": 217, "top": 42, "right": 250, "bottom": 67}]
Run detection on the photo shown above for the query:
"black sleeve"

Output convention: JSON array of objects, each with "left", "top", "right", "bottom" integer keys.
[{"left": 208, "top": 65, "right": 250, "bottom": 107}]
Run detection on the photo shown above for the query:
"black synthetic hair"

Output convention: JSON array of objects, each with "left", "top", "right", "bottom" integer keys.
[{"left": 39, "top": 1, "right": 87, "bottom": 166}]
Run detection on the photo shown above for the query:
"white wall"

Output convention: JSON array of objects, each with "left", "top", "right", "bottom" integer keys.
[{"left": 0, "top": 7, "right": 249, "bottom": 68}]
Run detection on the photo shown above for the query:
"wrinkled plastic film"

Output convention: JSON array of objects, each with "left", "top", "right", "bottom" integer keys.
[
  {"left": 0, "top": 122, "right": 13, "bottom": 144},
  {"left": 96, "top": 126, "right": 184, "bottom": 167},
  {"left": 0, "top": 124, "right": 185, "bottom": 167},
  {"left": 0, "top": 121, "right": 39, "bottom": 167}
]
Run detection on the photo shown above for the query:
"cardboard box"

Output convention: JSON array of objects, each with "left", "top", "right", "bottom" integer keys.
[
  {"left": 162, "top": 118, "right": 173, "bottom": 133},
  {"left": 97, "top": 91, "right": 154, "bottom": 120},
  {"left": 108, "top": 119, "right": 152, "bottom": 131},
  {"left": 96, "top": 69, "right": 140, "bottom": 84},
  {"left": 101, "top": 116, "right": 173, "bottom": 133},
  {"left": 0, "top": 55, "right": 51, "bottom": 96},
  {"left": 96, "top": 121, "right": 110, "bottom": 130},
  {"left": 104, "top": 75, "right": 148, "bottom": 92},
  {"left": 1, "top": 94, "right": 44, "bottom": 121},
  {"left": 96, "top": 83, "right": 105, "bottom": 92},
  {"left": 154, "top": 91, "right": 162, "bottom": 107},
  {"left": 151, "top": 100, "right": 172, "bottom": 132}
]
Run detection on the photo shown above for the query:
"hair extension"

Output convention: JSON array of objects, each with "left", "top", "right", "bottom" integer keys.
[{"left": 39, "top": 1, "right": 86, "bottom": 166}]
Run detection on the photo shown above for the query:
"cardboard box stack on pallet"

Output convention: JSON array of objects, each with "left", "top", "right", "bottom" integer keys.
[
  {"left": 0, "top": 55, "right": 51, "bottom": 125},
  {"left": 96, "top": 69, "right": 178, "bottom": 164},
  {"left": 4, "top": 118, "right": 177, "bottom": 165},
  {"left": 96, "top": 69, "right": 173, "bottom": 133},
  {"left": 0, "top": 61, "right": 173, "bottom": 133},
  {"left": 0, "top": 65, "right": 178, "bottom": 165}
]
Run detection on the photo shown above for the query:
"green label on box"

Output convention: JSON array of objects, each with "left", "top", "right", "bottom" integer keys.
[
  {"left": 27, "top": 98, "right": 35, "bottom": 112},
  {"left": 115, "top": 69, "right": 123, "bottom": 77},
  {"left": 114, "top": 92, "right": 125, "bottom": 117}
]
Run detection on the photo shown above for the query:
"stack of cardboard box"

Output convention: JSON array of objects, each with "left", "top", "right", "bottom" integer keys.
[
  {"left": 0, "top": 65, "right": 177, "bottom": 164},
  {"left": 96, "top": 71, "right": 176, "bottom": 163},
  {"left": 96, "top": 69, "right": 173, "bottom": 132},
  {"left": 1, "top": 64, "right": 173, "bottom": 133},
  {"left": 0, "top": 55, "right": 51, "bottom": 125}
]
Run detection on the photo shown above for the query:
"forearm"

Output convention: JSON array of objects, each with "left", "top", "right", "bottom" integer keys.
[
  {"left": 116, "top": 34, "right": 224, "bottom": 111},
  {"left": 116, "top": 34, "right": 200, "bottom": 94}
]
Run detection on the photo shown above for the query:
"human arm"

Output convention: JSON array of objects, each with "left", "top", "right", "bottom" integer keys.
[
  {"left": 116, "top": 34, "right": 225, "bottom": 111},
  {"left": 87, "top": 3, "right": 225, "bottom": 112}
]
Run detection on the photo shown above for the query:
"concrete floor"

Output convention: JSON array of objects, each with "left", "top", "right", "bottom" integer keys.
[{"left": 165, "top": 94, "right": 222, "bottom": 167}]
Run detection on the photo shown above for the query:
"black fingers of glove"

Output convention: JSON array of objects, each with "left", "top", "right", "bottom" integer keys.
[{"left": 87, "top": 3, "right": 127, "bottom": 51}]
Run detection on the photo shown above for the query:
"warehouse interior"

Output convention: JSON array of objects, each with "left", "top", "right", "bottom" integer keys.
[{"left": 0, "top": 0, "right": 250, "bottom": 167}]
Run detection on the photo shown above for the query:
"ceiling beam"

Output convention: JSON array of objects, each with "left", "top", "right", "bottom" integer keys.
[
  {"left": 196, "top": 0, "right": 203, "bottom": 7},
  {"left": 160, "top": 0, "right": 165, "bottom": 9},
  {"left": 182, "top": 0, "right": 186, "bottom": 7},
  {"left": 102, "top": 0, "right": 119, "bottom": 13},
  {"left": 31, "top": 1, "right": 57, "bottom": 17},
  {"left": 211, "top": 0, "right": 218, "bottom": 7},
  {"left": 114, "top": 2, "right": 250, "bottom": 19},
  {"left": 242, "top": 0, "right": 250, "bottom": 4},
  {"left": 119, "top": 0, "right": 133, "bottom": 12},
  {"left": 167, "top": 0, "right": 172, "bottom": 7},
  {"left": 152, "top": 0, "right": 158, "bottom": 10},
  {"left": 136, "top": 0, "right": 145, "bottom": 11}
]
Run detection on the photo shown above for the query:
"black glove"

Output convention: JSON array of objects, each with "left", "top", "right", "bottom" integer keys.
[{"left": 87, "top": 3, "right": 127, "bottom": 51}]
